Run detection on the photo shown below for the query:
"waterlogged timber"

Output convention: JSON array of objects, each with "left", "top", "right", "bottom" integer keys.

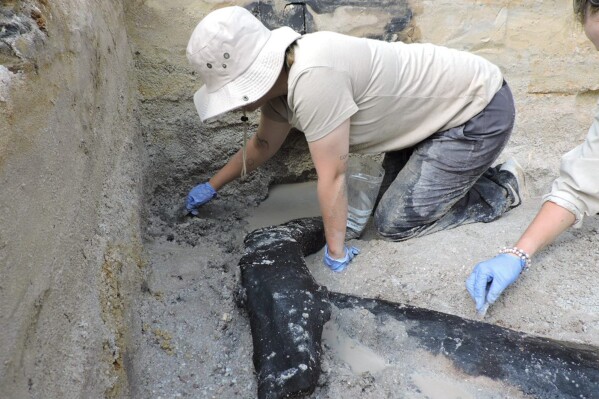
[
  {"left": 240, "top": 218, "right": 599, "bottom": 398},
  {"left": 238, "top": 218, "right": 330, "bottom": 399},
  {"left": 331, "top": 293, "right": 599, "bottom": 399}
]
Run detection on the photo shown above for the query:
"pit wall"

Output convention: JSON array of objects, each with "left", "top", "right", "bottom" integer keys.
[
  {"left": 128, "top": 0, "right": 599, "bottom": 223},
  {"left": 1, "top": 1, "right": 142, "bottom": 398}
]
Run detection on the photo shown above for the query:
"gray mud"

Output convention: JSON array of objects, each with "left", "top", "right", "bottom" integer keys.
[{"left": 132, "top": 173, "right": 599, "bottom": 398}]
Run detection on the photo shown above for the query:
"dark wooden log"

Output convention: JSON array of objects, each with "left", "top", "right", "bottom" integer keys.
[
  {"left": 240, "top": 217, "right": 599, "bottom": 398},
  {"left": 239, "top": 218, "right": 330, "bottom": 399}
]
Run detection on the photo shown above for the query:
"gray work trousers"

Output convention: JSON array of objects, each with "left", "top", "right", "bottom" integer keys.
[{"left": 374, "top": 81, "right": 517, "bottom": 241}]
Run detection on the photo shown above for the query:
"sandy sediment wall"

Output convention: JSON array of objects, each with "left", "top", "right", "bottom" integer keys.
[{"left": 0, "top": 1, "right": 142, "bottom": 398}]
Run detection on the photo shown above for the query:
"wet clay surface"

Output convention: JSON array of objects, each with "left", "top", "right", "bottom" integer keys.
[{"left": 133, "top": 180, "right": 599, "bottom": 398}]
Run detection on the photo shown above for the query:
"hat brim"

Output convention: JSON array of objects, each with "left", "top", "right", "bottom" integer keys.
[{"left": 193, "top": 26, "right": 300, "bottom": 123}]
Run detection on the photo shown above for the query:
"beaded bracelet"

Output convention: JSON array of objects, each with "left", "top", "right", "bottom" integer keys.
[{"left": 499, "top": 246, "right": 531, "bottom": 270}]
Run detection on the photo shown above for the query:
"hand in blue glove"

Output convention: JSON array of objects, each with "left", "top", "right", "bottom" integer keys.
[
  {"left": 466, "top": 253, "right": 525, "bottom": 312},
  {"left": 186, "top": 182, "right": 217, "bottom": 215},
  {"left": 323, "top": 244, "right": 360, "bottom": 272}
]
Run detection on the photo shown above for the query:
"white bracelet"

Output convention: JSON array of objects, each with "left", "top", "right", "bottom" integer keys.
[{"left": 499, "top": 246, "right": 531, "bottom": 270}]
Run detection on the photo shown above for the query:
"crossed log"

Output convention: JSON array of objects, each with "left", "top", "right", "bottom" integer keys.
[{"left": 238, "top": 218, "right": 599, "bottom": 399}]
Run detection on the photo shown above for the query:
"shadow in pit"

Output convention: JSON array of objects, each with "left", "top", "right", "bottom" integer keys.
[{"left": 238, "top": 217, "right": 599, "bottom": 399}]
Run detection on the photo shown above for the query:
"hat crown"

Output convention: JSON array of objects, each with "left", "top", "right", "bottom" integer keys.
[{"left": 187, "top": 6, "right": 270, "bottom": 93}]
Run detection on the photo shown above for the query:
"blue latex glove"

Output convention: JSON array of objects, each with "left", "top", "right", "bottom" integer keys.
[
  {"left": 186, "top": 182, "right": 217, "bottom": 215},
  {"left": 323, "top": 244, "right": 360, "bottom": 272},
  {"left": 466, "top": 253, "right": 525, "bottom": 312}
]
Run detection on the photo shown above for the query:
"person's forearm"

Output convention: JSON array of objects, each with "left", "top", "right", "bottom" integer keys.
[
  {"left": 209, "top": 148, "right": 249, "bottom": 190},
  {"left": 209, "top": 136, "right": 273, "bottom": 190},
  {"left": 317, "top": 173, "right": 348, "bottom": 259},
  {"left": 515, "top": 201, "right": 576, "bottom": 257}
]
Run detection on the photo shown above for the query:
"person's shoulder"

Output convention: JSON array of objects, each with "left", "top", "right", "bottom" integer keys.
[
  {"left": 291, "top": 33, "right": 335, "bottom": 74},
  {"left": 296, "top": 31, "right": 347, "bottom": 51},
  {"left": 301, "top": 30, "right": 346, "bottom": 40},
  {"left": 294, "top": 31, "right": 363, "bottom": 63}
]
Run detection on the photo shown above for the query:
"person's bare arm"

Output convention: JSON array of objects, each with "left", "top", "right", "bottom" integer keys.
[
  {"left": 515, "top": 201, "right": 576, "bottom": 257},
  {"left": 209, "top": 114, "right": 290, "bottom": 190},
  {"left": 307, "top": 119, "right": 351, "bottom": 259}
]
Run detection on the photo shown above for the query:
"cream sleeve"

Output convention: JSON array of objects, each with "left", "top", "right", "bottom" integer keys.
[
  {"left": 288, "top": 67, "right": 358, "bottom": 142},
  {"left": 543, "top": 109, "right": 599, "bottom": 228}
]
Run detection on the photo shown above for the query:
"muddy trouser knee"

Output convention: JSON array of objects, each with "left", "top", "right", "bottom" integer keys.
[{"left": 374, "top": 81, "right": 516, "bottom": 241}]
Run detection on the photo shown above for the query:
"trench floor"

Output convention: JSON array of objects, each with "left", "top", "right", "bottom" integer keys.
[{"left": 130, "top": 184, "right": 599, "bottom": 398}]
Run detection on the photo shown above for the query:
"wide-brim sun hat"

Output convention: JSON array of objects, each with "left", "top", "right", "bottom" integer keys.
[{"left": 187, "top": 6, "right": 300, "bottom": 122}]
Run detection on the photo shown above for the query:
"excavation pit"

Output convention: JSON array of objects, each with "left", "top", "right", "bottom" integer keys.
[{"left": 3, "top": 1, "right": 599, "bottom": 398}]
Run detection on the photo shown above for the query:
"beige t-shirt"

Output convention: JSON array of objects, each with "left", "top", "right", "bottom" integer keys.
[{"left": 262, "top": 31, "right": 504, "bottom": 154}]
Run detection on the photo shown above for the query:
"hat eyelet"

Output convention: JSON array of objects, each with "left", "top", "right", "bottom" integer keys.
[
  {"left": 242, "top": 96, "right": 249, "bottom": 101},
  {"left": 222, "top": 64, "right": 227, "bottom": 68},
  {"left": 206, "top": 63, "right": 212, "bottom": 69},
  {"left": 223, "top": 52, "right": 230, "bottom": 59}
]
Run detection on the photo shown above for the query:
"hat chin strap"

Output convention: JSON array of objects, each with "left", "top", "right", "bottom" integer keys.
[{"left": 241, "top": 111, "right": 249, "bottom": 179}]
